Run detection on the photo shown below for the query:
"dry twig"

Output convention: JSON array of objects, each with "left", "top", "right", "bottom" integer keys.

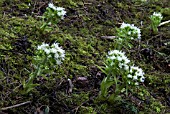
[
  {"left": 1, "top": 101, "right": 31, "bottom": 111},
  {"left": 159, "top": 20, "right": 170, "bottom": 26}
]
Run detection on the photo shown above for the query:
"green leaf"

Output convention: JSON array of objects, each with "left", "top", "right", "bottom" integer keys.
[
  {"left": 100, "top": 77, "right": 114, "bottom": 97},
  {"left": 95, "top": 64, "right": 107, "bottom": 74},
  {"left": 22, "top": 79, "right": 26, "bottom": 88},
  {"left": 108, "top": 94, "right": 122, "bottom": 103},
  {"left": 24, "top": 83, "right": 39, "bottom": 93}
]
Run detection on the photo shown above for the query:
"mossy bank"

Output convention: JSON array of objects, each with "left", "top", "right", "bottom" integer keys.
[{"left": 0, "top": 0, "right": 170, "bottom": 113}]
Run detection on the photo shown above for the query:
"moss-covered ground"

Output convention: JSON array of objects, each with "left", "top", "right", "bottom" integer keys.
[{"left": 0, "top": 0, "right": 170, "bottom": 113}]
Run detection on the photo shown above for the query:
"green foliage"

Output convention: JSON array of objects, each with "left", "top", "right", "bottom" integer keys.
[
  {"left": 149, "top": 12, "right": 163, "bottom": 33},
  {"left": 17, "top": 3, "right": 29, "bottom": 10},
  {"left": 22, "top": 42, "right": 65, "bottom": 94},
  {"left": 98, "top": 50, "right": 145, "bottom": 104},
  {"left": 40, "top": 3, "right": 66, "bottom": 32},
  {"left": 115, "top": 23, "right": 141, "bottom": 50}
]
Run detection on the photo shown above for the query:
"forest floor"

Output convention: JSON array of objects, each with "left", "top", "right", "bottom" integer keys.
[{"left": 0, "top": 0, "right": 170, "bottom": 114}]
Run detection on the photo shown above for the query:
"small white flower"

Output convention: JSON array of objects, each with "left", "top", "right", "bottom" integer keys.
[
  {"left": 56, "top": 60, "right": 62, "bottom": 65},
  {"left": 124, "top": 64, "right": 129, "bottom": 70},
  {"left": 118, "top": 63, "right": 123, "bottom": 69},
  {"left": 37, "top": 45, "right": 42, "bottom": 50},
  {"left": 140, "top": 76, "right": 145, "bottom": 82},
  {"left": 120, "top": 22, "right": 131, "bottom": 28},
  {"left": 48, "top": 3, "right": 57, "bottom": 10},
  {"left": 128, "top": 81, "right": 131, "bottom": 84},
  {"left": 56, "top": 7, "right": 66, "bottom": 19},
  {"left": 54, "top": 53, "right": 59, "bottom": 58},
  {"left": 135, "top": 82, "right": 139, "bottom": 85},
  {"left": 58, "top": 47, "right": 65, "bottom": 54},
  {"left": 44, "top": 48, "right": 51, "bottom": 54},
  {"left": 127, "top": 74, "right": 132, "bottom": 78},
  {"left": 137, "top": 68, "right": 144, "bottom": 76},
  {"left": 51, "top": 48, "right": 57, "bottom": 53},
  {"left": 152, "top": 12, "right": 163, "bottom": 19},
  {"left": 117, "top": 56, "right": 122, "bottom": 61},
  {"left": 109, "top": 55, "right": 116, "bottom": 60},
  {"left": 52, "top": 43, "right": 59, "bottom": 48},
  {"left": 56, "top": 7, "right": 65, "bottom": 11},
  {"left": 37, "top": 42, "right": 49, "bottom": 50},
  {"left": 60, "top": 53, "right": 65, "bottom": 58},
  {"left": 122, "top": 56, "right": 130, "bottom": 64},
  {"left": 108, "top": 50, "right": 114, "bottom": 56},
  {"left": 128, "top": 31, "right": 131, "bottom": 35},
  {"left": 108, "top": 50, "right": 126, "bottom": 58},
  {"left": 133, "top": 75, "right": 138, "bottom": 80}
]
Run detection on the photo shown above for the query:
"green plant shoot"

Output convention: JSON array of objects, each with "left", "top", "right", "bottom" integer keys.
[
  {"left": 40, "top": 3, "right": 66, "bottom": 32},
  {"left": 23, "top": 42, "right": 65, "bottom": 93},
  {"left": 99, "top": 50, "right": 145, "bottom": 103},
  {"left": 150, "top": 12, "right": 163, "bottom": 33}
]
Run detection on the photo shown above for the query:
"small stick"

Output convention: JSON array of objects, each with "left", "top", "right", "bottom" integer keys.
[
  {"left": 1, "top": 101, "right": 31, "bottom": 111},
  {"left": 67, "top": 79, "right": 74, "bottom": 93},
  {"left": 159, "top": 20, "right": 170, "bottom": 26},
  {"left": 101, "top": 36, "right": 117, "bottom": 40}
]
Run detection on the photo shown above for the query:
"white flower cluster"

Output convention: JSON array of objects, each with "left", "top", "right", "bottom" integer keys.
[
  {"left": 48, "top": 3, "right": 66, "bottom": 19},
  {"left": 152, "top": 12, "right": 163, "bottom": 20},
  {"left": 48, "top": 3, "right": 57, "bottom": 10},
  {"left": 37, "top": 42, "right": 65, "bottom": 65},
  {"left": 120, "top": 22, "right": 141, "bottom": 40},
  {"left": 127, "top": 66, "right": 145, "bottom": 85},
  {"left": 107, "top": 50, "right": 145, "bottom": 85},
  {"left": 107, "top": 50, "right": 130, "bottom": 70}
]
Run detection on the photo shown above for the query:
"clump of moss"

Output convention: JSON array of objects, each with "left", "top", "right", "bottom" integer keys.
[{"left": 0, "top": 0, "right": 170, "bottom": 113}]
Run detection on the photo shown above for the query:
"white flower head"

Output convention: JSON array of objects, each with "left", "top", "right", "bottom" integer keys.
[
  {"left": 107, "top": 50, "right": 130, "bottom": 70},
  {"left": 37, "top": 42, "right": 49, "bottom": 50},
  {"left": 48, "top": 3, "right": 57, "bottom": 10},
  {"left": 51, "top": 43, "right": 65, "bottom": 65},
  {"left": 108, "top": 50, "right": 126, "bottom": 58},
  {"left": 56, "top": 7, "right": 66, "bottom": 19},
  {"left": 120, "top": 22, "right": 141, "bottom": 40},
  {"left": 152, "top": 12, "right": 163, "bottom": 20},
  {"left": 37, "top": 42, "right": 65, "bottom": 65},
  {"left": 129, "top": 65, "right": 145, "bottom": 83}
]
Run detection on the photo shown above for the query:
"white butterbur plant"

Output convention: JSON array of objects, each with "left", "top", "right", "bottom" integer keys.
[
  {"left": 99, "top": 50, "right": 145, "bottom": 102},
  {"left": 23, "top": 42, "right": 65, "bottom": 93},
  {"left": 40, "top": 3, "right": 66, "bottom": 31},
  {"left": 115, "top": 22, "right": 141, "bottom": 49},
  {"left": 150, "top": 12, "right": 163, "bottom": 33}
]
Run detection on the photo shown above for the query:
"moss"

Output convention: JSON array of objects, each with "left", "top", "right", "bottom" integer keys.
[
  {"left": 0, "top": 0, "right": 170, "bottom": 113},
  {"left": 17, "top": 3, "right": 29, "bottom": 10}
]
